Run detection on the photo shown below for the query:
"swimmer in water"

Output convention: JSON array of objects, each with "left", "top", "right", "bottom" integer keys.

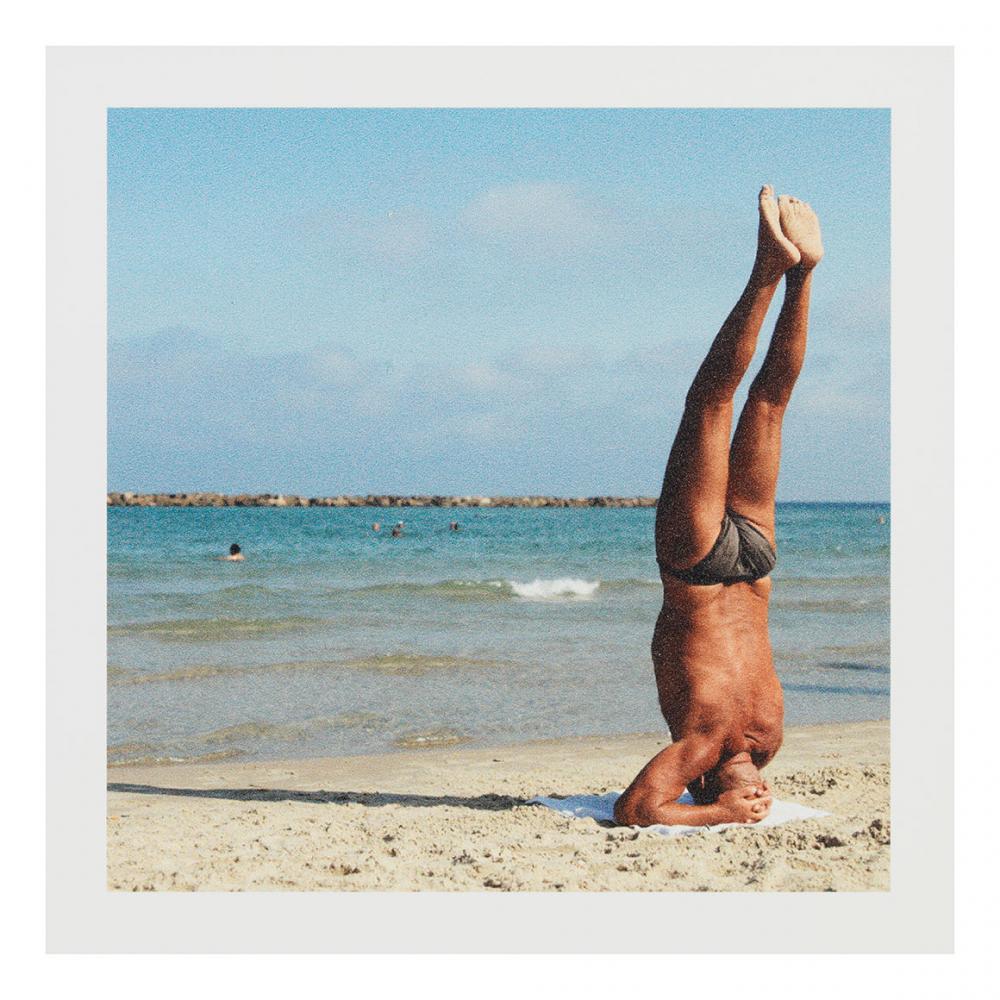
[
  {"left": 391, "top": 523, "right": 403, "bottom": 538},
  {"left": 372, "top": 522, "right": 381, "bottom": 532},
  {"left": 449, "top": 521, "right": 460, "bottom": 532},
  {"left": 219, "top": 543, "right": 245, "bottom": 562}
]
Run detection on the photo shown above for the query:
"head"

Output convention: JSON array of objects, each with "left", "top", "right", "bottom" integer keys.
[
  {"left": 688, "top": 752, "right": 765, "bottom": 804},
  {"left": 229, "top": 543, "right": 241, "bottom": 556}
]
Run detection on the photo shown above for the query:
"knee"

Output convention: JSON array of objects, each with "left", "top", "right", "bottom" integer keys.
[{"left": 746, "top": 386, "right": 791, "bottom": 413}]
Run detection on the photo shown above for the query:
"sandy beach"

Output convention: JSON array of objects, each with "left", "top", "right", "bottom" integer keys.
[{"left": 107, "top": 719, "right": 888, "bottom": 892}]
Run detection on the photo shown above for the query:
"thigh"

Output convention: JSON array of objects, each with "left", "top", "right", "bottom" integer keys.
[
  {"left": 655, "top": 400, "right": 734, "bottom": 569},
  {"left": 724, "top": 396, "right": 784, "bottom": 545}
]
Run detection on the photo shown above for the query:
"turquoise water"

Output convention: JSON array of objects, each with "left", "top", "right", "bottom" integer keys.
[{"left": 107, "top": 504, "right": 890, "bottom": 765}]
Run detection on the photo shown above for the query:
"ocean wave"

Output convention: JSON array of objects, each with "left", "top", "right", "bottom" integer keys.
[
  {"left": 211, "top": 583, "right": 297, "bottom": 597},
  {"left": 816, "top": 640, "right": 890, "bottom": 657},
  {"left": 110, "top": 662, "right": 255, "bottom": 685},
  {"left": 782, "top": 681, "right": 891, "bottom": 697},
  {"left": 107, "top": 745, "right": 247, "bottom": 767},
  {"left": 358, "top": 579, "right": 509, "bottom": 601},
  {"left": 818, "top": 661, "right": 891, "bottom": 674},
  {"left": 601, "top": 577, "right": 662, "bottom": 590},
  {"left": 108, "top": 653, "right": 507, "bottom": 686},
  {"left": 393, "top": 727, "right": 471, "bottom": 749},
  {"left": 199, "top": 713, "right": 384, "bottom": 745},
  {"left": 508, "top": 577, "right": 600, "bottom": 600},
  {"left": 341, "top": 653, "right": 504, "bottom": 675},
  {"left": 774, "top": 640, "right": 890, "bottom": 674},
  {"left": 110, "top": 576, "right": 659, "bottom": 611},
  {"left": 107, "top": 616, "right": 321, "bottom": 640},
  {"left": 771, "top": 597, "right": 889, "bottom": 613},
  {"left": 359, "top": 576, "right": 606, "bottom": 601}
]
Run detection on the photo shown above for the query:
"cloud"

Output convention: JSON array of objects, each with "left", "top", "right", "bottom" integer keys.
[
  {"left": 293, "top": 205, "right": 433, "bottom": 265},
  {"left": 308, "top": 348, "right": 363, "bottom": 385},
  {"left": 461, "top": 182, "right": 624, "bottom": 256},
  {"left": 108, "top": 327, "right": 888, "bottom": 499},
  {"left": 286, "top": 183, "right": 682, "bottom": 277},
  {"left": 455, "top": 362, "right": 504, "bottom": 390}
]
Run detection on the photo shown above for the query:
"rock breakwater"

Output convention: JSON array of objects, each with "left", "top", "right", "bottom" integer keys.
[{"left": 107, "top": 492, "right": 657, "bottom": 509}]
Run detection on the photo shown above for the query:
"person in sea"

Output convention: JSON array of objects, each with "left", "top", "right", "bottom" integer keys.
[
  {"left": 614, "top": 186, "right": 823, "bottom": 827},
  {"left": 218, "top": 543, "right": 245, "bottom": 562}
]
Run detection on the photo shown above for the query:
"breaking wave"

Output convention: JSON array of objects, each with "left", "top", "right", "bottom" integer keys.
[
  {"left": 507, "top": 578, "right": 600, "bottom": 600},
  {"left": 393, "top": 727, "right": 472, "bottom": 749}
]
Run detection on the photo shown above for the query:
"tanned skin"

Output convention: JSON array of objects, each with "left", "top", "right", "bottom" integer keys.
[{"left": 614, "top": 187, "right": 824, "bottom": 827}]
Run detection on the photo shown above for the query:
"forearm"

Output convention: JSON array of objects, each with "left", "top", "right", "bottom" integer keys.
[
  {"left": 614, "top": 737, "right": 729, "bottom": 827},
  {"left": 614, "top": 793, "right": 728, "bottom": 828}
]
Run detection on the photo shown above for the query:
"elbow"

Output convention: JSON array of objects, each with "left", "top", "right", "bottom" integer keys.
[
  {"left": 613, "top": 794, "right": 637, "bottom": 826},
  {"left": 613, "top": 788, "right": 661, "bottom": 828}
]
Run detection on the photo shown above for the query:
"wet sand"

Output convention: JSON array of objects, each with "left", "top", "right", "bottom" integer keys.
[{"left": 107, "top": 719, "right": 889, "bottom": 891}]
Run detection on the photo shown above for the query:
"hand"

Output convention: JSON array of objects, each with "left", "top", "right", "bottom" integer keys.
[{"left": 717, "top": 785, "right": 773, "bottom": 824}]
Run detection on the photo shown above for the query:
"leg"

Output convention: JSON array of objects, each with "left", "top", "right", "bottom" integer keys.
[
  {"left": 727, "top": 197, "right": 823, "bottom": 543},
  {"left": 656, "top": 186, "right": 799, "bottom": 570}
]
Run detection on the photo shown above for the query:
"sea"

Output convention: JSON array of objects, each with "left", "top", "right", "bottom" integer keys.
[{"left": 107, "top": 503, "right": 890, "bottom": 766}]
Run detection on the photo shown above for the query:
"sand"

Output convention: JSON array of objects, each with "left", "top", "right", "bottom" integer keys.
[{"left": 107, "top": 719, "right": 889, "bottom": 892}]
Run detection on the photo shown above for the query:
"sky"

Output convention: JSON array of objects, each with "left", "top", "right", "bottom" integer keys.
[{"left": 108, "top": 108, "right": 890, "bottom": 499}]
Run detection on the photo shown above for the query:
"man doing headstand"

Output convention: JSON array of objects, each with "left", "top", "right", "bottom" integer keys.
[{"left": 614, "top": 186, "right": 823, "bottom": 827}]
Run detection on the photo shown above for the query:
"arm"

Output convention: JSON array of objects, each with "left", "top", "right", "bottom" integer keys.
[{"left": 613, "top": 737, "right": 771, "bottom": 827}]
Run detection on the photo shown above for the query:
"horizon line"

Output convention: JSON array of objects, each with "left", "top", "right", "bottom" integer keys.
[{"left": 107, "top": 491, "right": 890, "bottom": 508}]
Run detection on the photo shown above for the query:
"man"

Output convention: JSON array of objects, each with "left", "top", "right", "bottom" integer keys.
[
  {"left": 614, "top": 186, "right": 823, "bottom": 827},
  {"left": 219, "top": 543, "right": 245, "bottom": 562}
]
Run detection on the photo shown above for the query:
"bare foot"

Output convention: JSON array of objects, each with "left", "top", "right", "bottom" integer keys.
[
  {"left": 778, "top": 195, "right": 824, "bottom": 270},
  {"left": 753, "top": 184, "right": 800, "bottom": 284}
]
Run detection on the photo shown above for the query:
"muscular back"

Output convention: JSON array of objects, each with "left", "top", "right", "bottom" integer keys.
[{"left": 652, "top": 575, "right": 784, "bottom": 798}]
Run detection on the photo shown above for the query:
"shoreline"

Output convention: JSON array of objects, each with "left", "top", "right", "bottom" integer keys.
[
  {"left": 106, "top": 716, "right": 888, "bottom": 771},
  {"left": 108, "top": 719, "right": 890, "bottom": 892}
]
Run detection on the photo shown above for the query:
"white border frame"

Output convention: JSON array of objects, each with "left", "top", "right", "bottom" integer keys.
[{"left": 47, "top": 46, "right": 952, "bottom": 953}]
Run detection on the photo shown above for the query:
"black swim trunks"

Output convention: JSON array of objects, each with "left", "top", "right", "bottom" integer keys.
[{"left": 661, "top": 510, "right": 776, "bottom": 586}]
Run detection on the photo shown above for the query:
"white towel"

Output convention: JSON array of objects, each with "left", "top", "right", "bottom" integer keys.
[{"left": 530, "top": 790, "right": 827, "bottom": 837}]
